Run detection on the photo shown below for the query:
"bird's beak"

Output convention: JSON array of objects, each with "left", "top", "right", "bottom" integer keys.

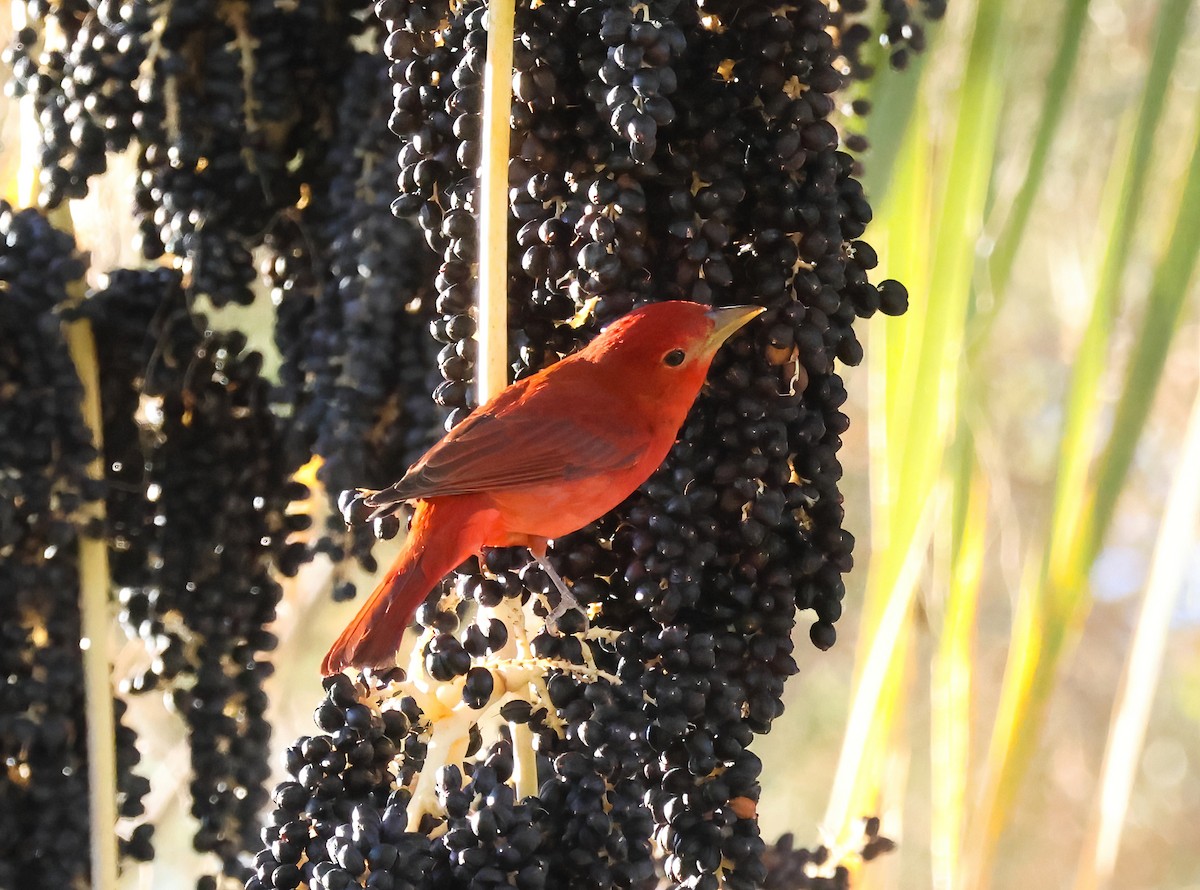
[{"left": 704, "top": 305, "right": 765, "bottom": 351}]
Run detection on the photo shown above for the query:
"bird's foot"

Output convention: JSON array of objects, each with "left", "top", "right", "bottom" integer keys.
[
  {"left": 337, "top": 488, "right": 376, "bottom": 525},
  {"left": 531, "top": 550, "right": 590, "bottom": 636},
  {"left": 545, "top": 594, "right": 589, "bottom": 636}
]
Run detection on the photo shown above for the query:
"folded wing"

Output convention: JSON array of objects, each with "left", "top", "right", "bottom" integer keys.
[{"left": 363, "top": 382, "right": 642, "bottom": 517}]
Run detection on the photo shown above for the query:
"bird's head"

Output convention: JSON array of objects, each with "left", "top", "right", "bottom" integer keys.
[{"left": 583, "top": 301, "right": 764, "bottom": 389}]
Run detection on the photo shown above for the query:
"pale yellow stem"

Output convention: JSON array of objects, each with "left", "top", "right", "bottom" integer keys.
[
  {"left": 67, "top": 315, "right": 120, "bottom": 890},
  {"left": 476, "top": 0, "right": 516, "bottom": 404}
]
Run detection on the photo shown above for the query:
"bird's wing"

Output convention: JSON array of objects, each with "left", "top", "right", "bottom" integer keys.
[{"left": 363, "top": 380, "right": 643, "bottom": 513}]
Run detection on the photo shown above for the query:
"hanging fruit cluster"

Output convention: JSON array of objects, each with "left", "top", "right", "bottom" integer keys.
[{"left": 0, "top": 203, "right": 154, "bottom": 888}]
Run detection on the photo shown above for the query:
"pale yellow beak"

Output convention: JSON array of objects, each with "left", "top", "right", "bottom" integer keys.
[{"left": 704, "top": 305, "right": 765, "bottom": 351}]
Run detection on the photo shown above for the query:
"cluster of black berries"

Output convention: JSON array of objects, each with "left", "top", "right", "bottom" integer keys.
[
  {"left": 1, "top": 1, "right": 135, "bottom": 207},
  {"left": 587, "top": 4, "right": 686, "bottom": 165},
  {"left": 0, "top": 203, "right": 153, "bottom": 887},
  {"left": 253, "top": 672, "right": 646, "bottom": 890},
  {"left": 382, "top": 0, "right": 489, "bottom": 428},
  {"left": 268, "top": 50, "right": 442, "bottom": 586},
  {"left": 3, "top": 9, "right": 450, "bottom": 882},
  {"left": 247, "top": 675, "right": 424, "bottom": 890},
  {"left": 268, "top": 1, "right": 913, "bottom": 889},
  {"left": 4, "top": 0, "right": 375, "bottom": 304},
  {"left": 757, "top": 820, "right": 894, "bottom": 889},
  {"left": 74, "top": 267, "right": 302, "bottom": 883},
  {"left": 252, "top": 672, "right": 893, "bottom": 890},
  {"left": 830, "top": 0, "right": 947, "bottom": 75},
  {"left": 826, "top": 0, "right": 948, "bottom": 154}
]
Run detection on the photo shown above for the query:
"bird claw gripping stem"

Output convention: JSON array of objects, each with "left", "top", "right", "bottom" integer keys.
[{"left": 532, "top": 550, "right": 590, "bottom": 637}]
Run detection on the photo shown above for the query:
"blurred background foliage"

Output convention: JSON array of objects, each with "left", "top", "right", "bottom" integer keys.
[
  {"left": 759, "top": 0, "right": 1200, "bottom": 889},
  {"left": 4, "top": 0, "right": 1199, "bottom": 888}
]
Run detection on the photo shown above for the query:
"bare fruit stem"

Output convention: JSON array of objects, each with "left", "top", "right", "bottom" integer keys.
[
  {"left": 476, "top": 0, "right": 515, "bottom": 404},
  {"left": 67, "top": 312, "right": 121, "bottom": 890},
  {"left": 477, "top": 0, "right": 541, "bottom": 803}
]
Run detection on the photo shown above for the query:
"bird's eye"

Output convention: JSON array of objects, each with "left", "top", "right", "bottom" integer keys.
[{"left": 663, "top": 349, "right": 686, "bottom": 367}]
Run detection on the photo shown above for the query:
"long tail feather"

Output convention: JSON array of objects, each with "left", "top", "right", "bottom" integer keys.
[{"left": 320, "top": 498, "right": 490, "bottom": 675}]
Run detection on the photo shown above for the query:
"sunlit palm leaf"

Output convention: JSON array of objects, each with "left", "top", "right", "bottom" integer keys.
[
  {"left": 824, "top": 0, "right": 1007, "bottom": 855},
  {"left": 968, "top": 3, "right": 1195, "bottom": 882}
]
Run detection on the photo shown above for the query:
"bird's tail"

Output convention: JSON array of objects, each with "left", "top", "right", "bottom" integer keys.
[{"left": 321, "top": 498, "right": 489, "bottom": 675}]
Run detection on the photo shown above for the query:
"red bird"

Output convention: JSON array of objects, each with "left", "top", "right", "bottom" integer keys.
[{"left": 321, "top": 301, "right": 763, "bottom": 675}]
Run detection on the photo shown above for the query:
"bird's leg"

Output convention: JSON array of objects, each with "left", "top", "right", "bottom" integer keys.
[{"left": 529, "top": 547, "right": 588, "bottom": 635}]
